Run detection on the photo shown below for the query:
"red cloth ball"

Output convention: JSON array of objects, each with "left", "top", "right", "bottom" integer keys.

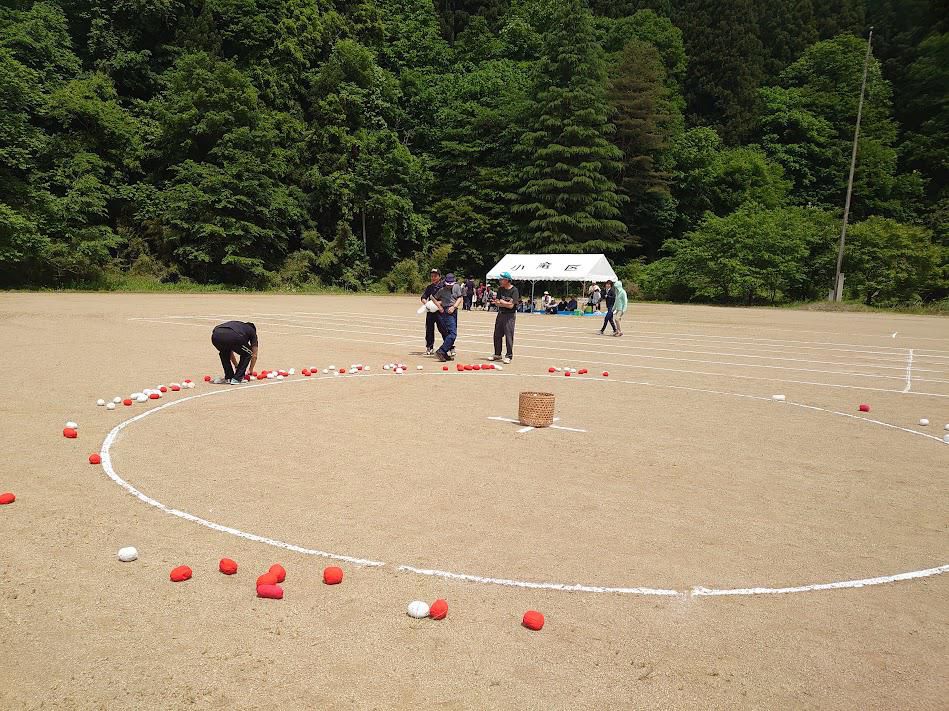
[
  {"left": 602, "top": 371, "right": 609, "bottom": 377},
  {"left": 204, "top": 375, "right": 211, "bottom": 382},
  {"left": 442, "top": 366, "right": 449, "bottom": 371},
  {"left": 339, "top": 368, "right": 347, "bottom": 374},
  {"left": 859, "top": 404, "right": 870, "bottom": 412},
  {"left": 548, "top": 367, "right": 556, "bottom": 373},
  {"left": 565, "top": 371, "right": 571, "bottom": 377},
  {"left": 171, "top": 384, "right": 181, "bottom": 391},
  {"left": 323, "top": 566, "right": 343, "bottom": 585},
  {"left": 464, "top": 365, "right": 473, "bottom": 371},
  {"left": 357, "top": 365, "right": 363, "bottom": 371},
  {"left": 219, "top": 558, "right": 238, "bottom": 575},
  {"left": 123, "top": 399, "right": 133, "bottom": 406},
  {"left": 184, "top": 379, "right": 192, "bottom": 384},
  {"left": 0, "top": 492, "right": 15, "bottom": 505},
  {"left": 579, "top": 369, "right": 588, "bottom": 375},
  {"left": 149, "top": 393, "right": 160, "bottom": 400},
  {"left": 472, "top": 364, "right": 481, "bottom": 370},
  {"left": 159, "top": 386, "right": 168, "bottom": 393},
  {"left": 302, "top": 369, "right": 310, "bottom": 376},
  {"left": 429, "top": 599, "right": 448, "bottom": 620},
  {"left": 170, "top": 565, "right": 192, "bottom": 582},
  {"left": 256, "top": 583, "right": 283, "bottom": 599},
  {"left": 456, "top": 364, "right": 464, "bottom": 371},
  {"left": 63, "top": 427, "right": 78, "bottom": 438},
  {"left": 88, "top": 453, "right": 101, "bottom": 465},
  {"left": 268, "top": 563, "right": 286, "bottom": 583},
  {"left": 522, "top": 610, "right": 545, "bottom": 630},
  {"left": 257, "top": 572, "right": 279, "bottom": 587}
]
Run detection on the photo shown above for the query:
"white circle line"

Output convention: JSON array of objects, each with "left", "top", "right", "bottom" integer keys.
[{"left": 97, "top": 371, "right": 948, "bottom": 596}]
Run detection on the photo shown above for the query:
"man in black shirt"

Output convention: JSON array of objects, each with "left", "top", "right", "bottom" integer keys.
[
  {"left": 421, "top": 268, "right": 446, "bottom": 355},
  {"left": 211, "top": 321, "right": 258, "bottom": 384},
  {"left": 433, "top": 273, "right": 463, "bottom": 361},
  {"left": 489, "top": 271, "right": 519, "bottom": 363}
]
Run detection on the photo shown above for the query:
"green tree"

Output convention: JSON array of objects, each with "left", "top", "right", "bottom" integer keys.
[
  {"left": 899, "top": 32, "right": 948, "bottom": 199},
  {"left": 514, "top": 0, "right": 628, "bottom": 253},
  {"left": 675, "top": 0, "right": 765, "bottom": 143},
  {"left": 813, "top": 0, "right": 866, "bottom": 39},
  {"left": 844, "top": 216, "right": 944, "bottom": 304},
  {"left": 756, "top": 0, "right": 818, "bottom": 78}
]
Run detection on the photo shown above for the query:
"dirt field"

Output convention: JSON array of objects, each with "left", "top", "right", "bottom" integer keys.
[{"left": 1, "top": 293, "right": 947, "bottom": 710}]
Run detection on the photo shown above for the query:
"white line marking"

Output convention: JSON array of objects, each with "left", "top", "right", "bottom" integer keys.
[
  {"left": 99, "top": 384, "right": 385, "bottom": 567},
  {"left": 692, "top": 564, "right": 949, "bottom": 596},
  {"left": 97, "top": 369, "right": 947, "bottom": 598},
  {"left": 903, "top": 349, "right": 914, "bottom": 393},
  {"left": 396, "top": 565, "right": 683, "bottom": 596}
]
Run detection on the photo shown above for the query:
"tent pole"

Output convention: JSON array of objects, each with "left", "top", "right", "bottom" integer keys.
[{"left": 531, "top": 281, "right": 535, "bottom": 314}]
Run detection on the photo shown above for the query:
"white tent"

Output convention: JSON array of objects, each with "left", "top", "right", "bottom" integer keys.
[
  {"left": 486, "top": 253, "right": 617, "bottom": 282},
  {"left": 486, "top": 254, "right": 618, "bottom": 310}
]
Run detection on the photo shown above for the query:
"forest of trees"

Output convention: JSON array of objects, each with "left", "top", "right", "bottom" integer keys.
[{"left": 0, "top": 0, "right": 946, "bottom": 306}]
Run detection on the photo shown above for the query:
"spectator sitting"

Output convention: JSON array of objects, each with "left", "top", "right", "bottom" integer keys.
[
  {"left": 557, "top": 298, "right": 568, "bottom": 312},
  {"left": 542, "top": 291, "right": 556, "bottom": 314},
  {"left": 566, "top": 296, "right": 578, "bottom": 311}
]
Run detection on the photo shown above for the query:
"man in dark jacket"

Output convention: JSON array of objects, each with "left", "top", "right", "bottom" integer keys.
[
  {"left": 421, "top": 268, "right": 445, "bottom": 355},
  {"left": 211, "top": 321, "right": 258, "bottom": 384}
]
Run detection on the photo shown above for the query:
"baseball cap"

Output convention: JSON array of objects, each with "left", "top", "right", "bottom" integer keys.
[
  {"left": 444, "top": 273, "right": 456, "bottom": 285},
  {"left": 500, "top": 271, "right": 512, "bottom": 280},
  {"left": 430, "top": 268, "right": 440, "bottom": 274}
]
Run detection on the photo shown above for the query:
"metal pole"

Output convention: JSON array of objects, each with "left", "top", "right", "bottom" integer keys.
[
  {"left": 361, "top": 208, "right": 367, "bottom": 257},
  {"left": 832, "top": 28, "right": 873, "bottom": 302}
]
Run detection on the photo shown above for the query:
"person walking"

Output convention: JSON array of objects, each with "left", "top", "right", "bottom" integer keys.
[
  {"left": 613, "top": 279, "right": 628, "bottom": 337},
  {"left": 464, "top": 276, "right": 475, "bottom": 311},
  {"left": 211, "top": 321, "right": 258, "bottom": 384},
  {"left": 421, "top": 268, "right": 445, "bottom": 355},
  {"left": 489, "top": 271, "right": 518, "bottom": 364},
  {"left": 599, "top": 280, "right": 617, "bottom": 335},
  {"left": 434, "top": 273, "right": 463, "bottom": 361}
]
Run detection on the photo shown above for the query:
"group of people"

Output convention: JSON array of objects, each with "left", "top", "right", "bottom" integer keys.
[
  {"left": 539, "top": 280, "right": 627, "bottom": 335},
  {"left": 207, "top": 273, "right": 625, "bottom": 383},
  {"left": 421, "top": 268, "right": 518, "bottom": 363}
]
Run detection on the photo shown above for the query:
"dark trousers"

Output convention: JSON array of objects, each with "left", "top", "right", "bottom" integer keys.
[
  {"left": 425, "top": 311, "right": 446, "bottom": 349},
  {"left": 463, "top": 295, "right": 473, "bottom": 310},
  {"left": 211, "top": 327, "right": 252, "bottom": 380},
  {"left": 493, "top": 311, "right": 516, "bottom": 358},
  {"left": 437, "top": 312, "right": 457, "bottom": 354},
  {"left": 601, "top": 309, "right": 616, "bottom": 333}
]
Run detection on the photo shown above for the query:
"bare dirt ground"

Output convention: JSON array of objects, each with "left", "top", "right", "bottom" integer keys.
[{"left": 1, "top": 293, "right": 946, "bottom": 710}]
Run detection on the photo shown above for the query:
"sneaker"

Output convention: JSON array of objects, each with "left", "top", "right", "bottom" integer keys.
[
  {"left": 228, "top": 378, "right": 242, "bottom": 384},
  {"left": 489, "top": 355, "right": 501, "bottom": 361},
  {"left": 598, "top": 330, "right": 604, "bottom": 335},
  {"left": 502, "top": 357, "right": 511, "bottom": 364},
  {"left": 448, "top": 349, "right": 456, "bottom": 358},
  {"left": 212, "top": 377, "right": 226, "bottom": 384},
  {"left": 425, "top": 348, "right": 434, "bottom": 355},
  {"left": 435, "top": 350, "right": 448, "bottom": 362}
]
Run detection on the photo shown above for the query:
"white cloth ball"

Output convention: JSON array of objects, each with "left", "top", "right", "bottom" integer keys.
[
  {"left": 944, "top": 433, "right": 949, "bottom": 444},
  {"left": 106, "top": 403, "right": 116, "bottom": 410},
  {"left": 918, "top": 418, "right": 929, "bottom": 426},
  {"left": 328, "top": 365, "right": 336, "bottom": 370},
  {"left": 395, "top": 368, "right": 404, "bottom": 374},
  {"left": 322, "top": 369, "right": 328, "bottom": 374},
  {"left": 65, "top": 421, "right": 78, "bottom": 429},
  {"left": 945, "top": 423, "right": 949, "bottom": 431},
  {"left": 416, "top": 365, "right": 423, "bottom": 370},
  {"left": 384, "top": 364, "right": 390, "bottom": 370},
  {"left": 407, "top": 601, "right": 430, "bottom": 619},
  {"left": 117, "top": 546, "right": 138, "bottom": 562},
  {"left": 495, "top": 365, "right": 504, "bottom": 370},
  {"left": 113, "top": 397, "right": 122, "bottom": 404},
  {"left": 288, "top": 368, "right": 295, "bottom": 375},
  {"left": 276, "top": 375, "right": 284, "bottom": 380},
  {"left": 136, "top": 394, "right": 147, "bottom": 403},
  {"left": 364, "top": 366, "right": 371, "bottom": 371},
  {"left": 131, "top": 393, "right": 142, "bottom": 399},
  {"left": 96, "top": 399, "right": 106, "bottom": 407},
  {"left": 772, "top": 394, "right": 786, "bottom": 401}
]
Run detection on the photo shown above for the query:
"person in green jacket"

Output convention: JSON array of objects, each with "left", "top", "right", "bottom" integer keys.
[{"left": 613, "top": 279, "right": 628, "bottom": 337}]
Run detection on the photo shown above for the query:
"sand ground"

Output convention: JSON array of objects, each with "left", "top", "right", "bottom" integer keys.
[{"left": 0, "top": 293, "right": 946, "bottom": 710}]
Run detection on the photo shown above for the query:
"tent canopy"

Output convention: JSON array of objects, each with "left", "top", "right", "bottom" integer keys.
[{"left": 486, "top": 254, "right": 618, "bottom": 282}]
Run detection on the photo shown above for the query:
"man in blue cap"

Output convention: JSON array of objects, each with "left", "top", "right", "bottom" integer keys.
[
  {"left": 433, "top": 273, "right": 463, "bottom": 361},
  {"left": 489, "top": 271, "right": 519, "bottom": 363},
  {"left": 420, "top": 267, "right": 445, "bottom": 355}
]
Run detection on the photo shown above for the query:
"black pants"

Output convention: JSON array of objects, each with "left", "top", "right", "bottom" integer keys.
[
  {"left": 425, "top": 311, "right": 446, "bottom": 350},
  {"left": 601, "top": 308, "right": 616, "bottom": 333},
  {"left": 493, "top": 311, "right": 516, "bottom": 358},
  {"left": 211, "top": 326, "right": 252, "bottom": 381}
]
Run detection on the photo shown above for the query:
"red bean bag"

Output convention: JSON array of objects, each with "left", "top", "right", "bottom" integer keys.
[
  {"left": 256, "top": 583, "right": 283, "bottom": 600},
  {"left": 219, "top": 558, "right": 238, "bottom": 575},
  {"left": 170, "top": 565, "right": 192, "bottom": 582},
  {"left": 88, "top": 453, "right": 101, "bottom": 465},
  {"left": 548, "top": 367, "right": 556, "bottom": 373},
  {"left": 149, "top": 393, "right": 159, "bottom": 400},
  {"left": 203, "top": 375, "right": 211, "bottom": 382},
  {"left": 257, "top": 572, "right": 279, "bottom": 587},
  {"left": 63, "top": 427, "right": 78, "bottom": 438},
  {"left": 268, "top": 563, "right": 286, "bottom": 583},
  {"left": 323, "top": 566, "right": 343, "bottom": 585},
  {"left": 859, "top": 404, "right": 870, "bottom": 413},
  {"left": 522, "top": 610, "right": 544, "bottom": 630},
  {"left": 429, "top": 599, "right": 448, "bottom": 620},
  {"left": 0, "top": 492, "right": 15, "bottom": 505},
  {"left": 123, "top": 399, "right": 133, "bottom": 406}
]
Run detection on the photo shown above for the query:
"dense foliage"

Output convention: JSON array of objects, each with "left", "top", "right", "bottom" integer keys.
[{"left": 0, "top": 0, "right": 945, "bottom": 306}]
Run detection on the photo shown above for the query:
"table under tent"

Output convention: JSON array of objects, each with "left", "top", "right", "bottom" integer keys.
[{"left": 485, "top": 254, "right": 619, "bottom": 313}]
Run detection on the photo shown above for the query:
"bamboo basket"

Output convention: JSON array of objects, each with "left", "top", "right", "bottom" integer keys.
[{"left": 518, "top": 391, "right": 555, "bottom": 427}]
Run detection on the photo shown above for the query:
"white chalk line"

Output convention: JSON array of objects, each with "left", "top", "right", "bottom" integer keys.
[
  {"left": 99, "top": 383, "right": 385, "bottom": 567},
  {"left": 903, "top": 349, "right": 914, "bottom": 393},
  {"left": 96, "top": 370, "right": 947, "bottom": 598}
]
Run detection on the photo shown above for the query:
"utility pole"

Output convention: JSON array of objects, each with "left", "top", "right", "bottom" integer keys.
[{"left": 832, "top": 28, "right": 873, "bottom": 302}]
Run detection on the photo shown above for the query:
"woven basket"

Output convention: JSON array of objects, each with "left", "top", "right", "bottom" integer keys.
[{"left": 518, "top": 391, "right": 555, "bottom": 428}]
